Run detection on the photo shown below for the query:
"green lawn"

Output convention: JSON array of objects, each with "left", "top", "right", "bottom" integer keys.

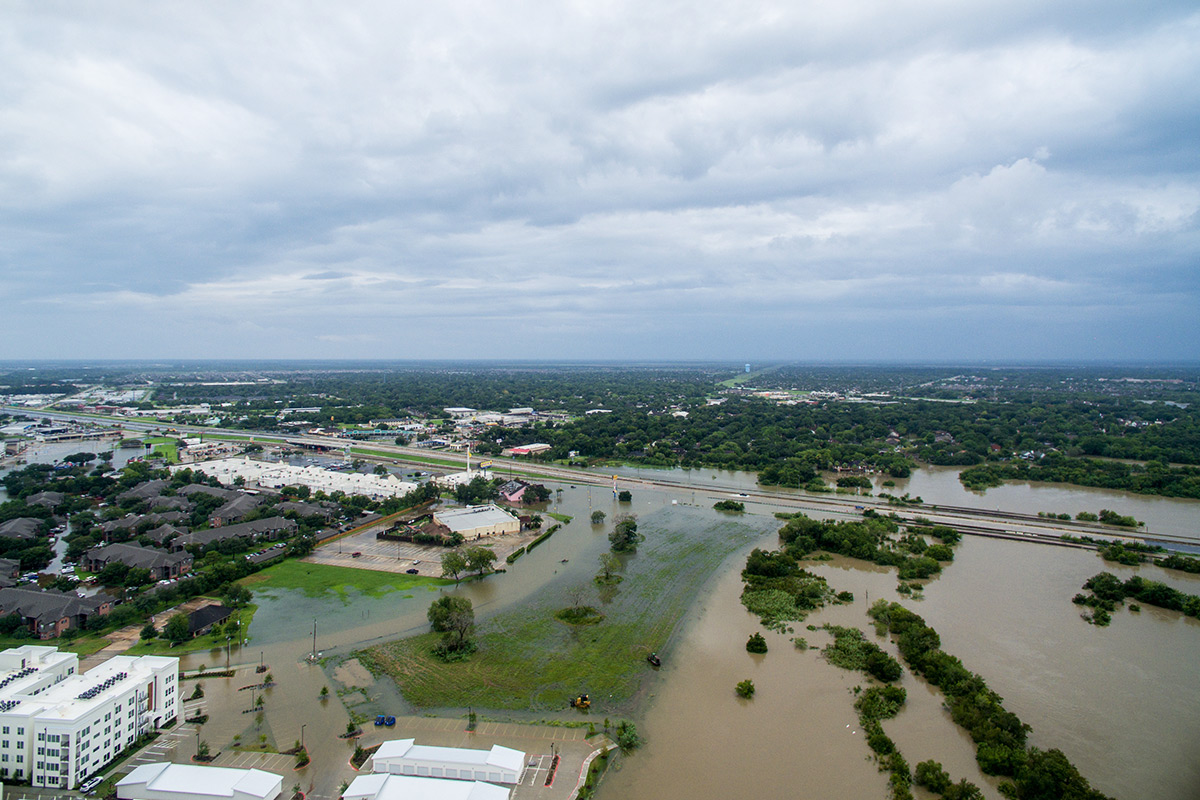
[
  {"left": 124, "top": 605, "right": 257, "bottom": 656},
  {"left": 242, "top": 560, "right": 450, "bottom": 603},
  {"left": 356, "top": 509, "right": 775, "bottom": 713},
  {"left": 142, "top": 436, "right": 179, "bottom": 463}
]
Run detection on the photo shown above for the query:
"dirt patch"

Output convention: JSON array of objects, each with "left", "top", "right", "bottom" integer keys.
[
  {"left": 333, "top": 658, "right": 374, "bottom": 689},
  {"left": 91, "top": 597, "right": 226, "bottom": 660}
]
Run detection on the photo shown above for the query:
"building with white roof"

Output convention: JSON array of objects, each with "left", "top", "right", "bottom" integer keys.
[
  {"left": 0, "top": 645, "right": 178, "bottom": 789},
  {"left": 344, "top": 774, "right": 510, "bottom": 800},
  {"left": 370, "top": 738, "right": 525, "bottom": 784},
  {"left": 178, "top": 458, "right": 417, "bottom": 500},
  {"left": 117, "top": 762, "right": 283, "bottom": 800},
  {"left": 432, "top": 505, "right": 520, "bottom": 539}
]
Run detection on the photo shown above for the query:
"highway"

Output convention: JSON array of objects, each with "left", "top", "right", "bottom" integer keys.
[{"left": 6, "top": 405, "right": 1194, "bottom": 552}]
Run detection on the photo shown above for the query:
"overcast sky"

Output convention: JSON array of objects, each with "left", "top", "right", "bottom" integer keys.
[{"left": 2, "top": 1, "right": 1197, "bottom": 362}]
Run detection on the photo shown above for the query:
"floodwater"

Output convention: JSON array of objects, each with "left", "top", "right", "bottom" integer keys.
[
  {"left": 878, "top": 464, "right": 1200, "bottom": 541},
  {"left": 603, "top": 463, "right": 1200, "bottom": 541},
  {"left": 599, "top": 522, "right": 1200, "bottom": 800},
  {"left": 5, "top": 443, "right": 1196, "bottom": 799},
  {"left": 211, "top": 478, "right": 1200, "bottom": 800}
]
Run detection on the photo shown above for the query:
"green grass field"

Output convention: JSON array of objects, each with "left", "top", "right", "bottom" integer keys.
[
  {"left": 124, "top": 605, "right": 257, "bottom": 656},
  {"left": 356, "top": 509, "right": 775, "bottom": 713},
  {"left": 142, "top": 436, "right": 179, "bottom": 463},
  {"left": 242, "top": 560, "right": 450, "bottom": 603}
]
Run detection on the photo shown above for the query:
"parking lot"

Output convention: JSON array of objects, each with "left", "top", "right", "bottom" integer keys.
[{"left": 306, "top": 522, "right": 539, "bottom": 576}]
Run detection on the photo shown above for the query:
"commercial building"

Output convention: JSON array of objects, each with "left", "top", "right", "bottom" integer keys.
[
  {"left": 370, "top": 738, "right": 525, "bottom": 784},
  {"left": 117, "top": 762, "right": 283, "bottom": 800},
  {"left": 498, "top": 443, "right": 551, "bottom": 457},
  {"left": 0, "top": 646, "right": 178, "bottom": 788},
  {"left": 344, "top": 774, "right": 510, "bottom": 800},
  {"left": 432, "top": 506, "right": 520, "bottom": 539},
  {"left": 180, "top": 458, "right": 417, "bottom": 500}
]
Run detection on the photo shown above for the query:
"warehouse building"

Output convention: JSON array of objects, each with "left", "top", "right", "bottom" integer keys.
[
  {"left": 117, "top": 762, "right": 283, "bottom": 800},
  {"left": 432, "top": 506, "right": 520, "bottom": 539},
  {"left": 344, "top": 774, "right": 510, "bottom": 800},
  {"left": 180, "top": 458, "right": 417, "bottom": 500},
  {"left": 370, "top": 738, "right": 525, "bottom": 784}
]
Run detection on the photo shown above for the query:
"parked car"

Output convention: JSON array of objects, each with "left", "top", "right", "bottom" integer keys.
[
  {"left": 405, "top": 568, "right": 419, "bottom": 575},
  {"left": 351, "top": 551, "right": 362, "bottom": 558}
]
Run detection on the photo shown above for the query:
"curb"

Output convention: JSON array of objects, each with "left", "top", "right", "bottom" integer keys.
[{"left": 567, "top": 742, "right": 615, "bottom": 800}]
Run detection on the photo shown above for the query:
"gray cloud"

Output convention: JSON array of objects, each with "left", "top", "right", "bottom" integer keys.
[{"left": 1, "top": 1, "right": 1197, "bottom": 361}]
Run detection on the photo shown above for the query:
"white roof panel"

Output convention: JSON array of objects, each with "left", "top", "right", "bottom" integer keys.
[
  {"left": 346, "top": 774, "right": 509, "bottom": 800},
  {"left": 487, "top": 745, "right": 526, "bottom": 772},
  {"left": 118, "top": 762, "right": 282, "bottom": 800}
]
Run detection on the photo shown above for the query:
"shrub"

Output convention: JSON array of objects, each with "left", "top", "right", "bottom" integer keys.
[
  {"left": 735, "top": 679, "right": 755, "bottom": 698},
  {"left": 615, "top": 721, "right": 642, "bottom": 751},
  {"left": 914, "top": 760, "right": 951, "bottom": 793},
  {"left": 866, "top": 726, "right": 894, "bottom": 755},
  {"left": 865, "top": 650, "right": 903, "bottom": 683},
  {"left": 746, "top": 633, "right": 768, "bottom": 654}
]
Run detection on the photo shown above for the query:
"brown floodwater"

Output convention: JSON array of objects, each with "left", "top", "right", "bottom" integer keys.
[
  {"left": 599, "top": 529, "right": 1200, "bottom": 800},
  {"left": 158, "top": 476, "right": 1198, "bottom": 800}
]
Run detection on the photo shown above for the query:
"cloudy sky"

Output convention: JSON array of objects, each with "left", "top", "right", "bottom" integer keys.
[{"left": 2, "top": 1, "right": 1198, "bottom": 362}]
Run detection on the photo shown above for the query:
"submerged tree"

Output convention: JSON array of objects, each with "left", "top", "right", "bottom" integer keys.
[
  {"left": 609, "top": 514, "right": 642, "bottom": 553},
  {"left": 428, "top": 595, "right": 475, "bottom": 654}
]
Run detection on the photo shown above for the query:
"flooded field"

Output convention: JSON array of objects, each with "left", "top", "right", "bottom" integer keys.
[
  {"left": 600, "top": 527, "right": 1200, "bottom": 800},
  {"left": 4, "top": 443, "right": 1197, "bottom": 799}
]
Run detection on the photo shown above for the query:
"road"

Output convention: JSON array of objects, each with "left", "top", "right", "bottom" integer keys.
[{"left": 7, "top": 406, "right": 1191, "bottom": 551}]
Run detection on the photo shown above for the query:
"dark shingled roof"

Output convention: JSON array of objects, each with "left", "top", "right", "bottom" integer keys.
[
  {"left": 187, "top": 604, "right": 234, "bottom": 636},
  {"left": 0, "top": 518, "right": 42, "bottom": 540},
  {"left": 118, "top": 479, "right": 169, "bottom": 501}
]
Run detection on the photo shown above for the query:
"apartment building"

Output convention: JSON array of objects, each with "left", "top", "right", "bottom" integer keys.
[{"left": 0, "top": 645, "right": 178, "bottom": 788}]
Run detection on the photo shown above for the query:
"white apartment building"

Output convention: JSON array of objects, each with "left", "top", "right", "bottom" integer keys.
[{"left": 0, "top": 645, "right": 178, "bottom": 789}]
